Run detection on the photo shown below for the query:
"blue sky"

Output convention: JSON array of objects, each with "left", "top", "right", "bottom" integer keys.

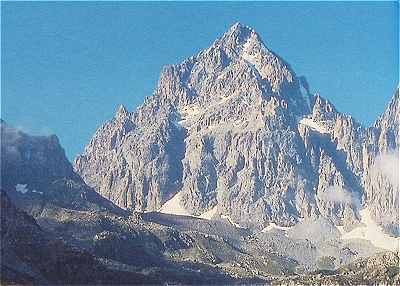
[{"left": 2, "top": 2, "right": 398, "bottom": 160}]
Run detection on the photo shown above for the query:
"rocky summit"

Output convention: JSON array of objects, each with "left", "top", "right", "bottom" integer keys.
[{"left": 2, "top": 23, "right": 399, "bottom": 285}]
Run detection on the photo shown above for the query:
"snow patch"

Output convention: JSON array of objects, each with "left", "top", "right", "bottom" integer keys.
[
  {"left": 15, "top": 184, "right": 28, "bottom": 194},
  {"left": 319, "top": 185, "right": 359, "bottom": 206},
  {"left": 242, "top": 38, "right": 266, "bottom": 79},
  {"left": 159, "top": 192, "right": 191, "bottom": 216},
  {"left": 199, "top": 205, "right": 218, "bottom": 220},
  {"left": 159, "top": 192, "right": 218, "bottom": 221},
  {"left": 221, "top": 214, "right": 243, "bottom": 228},
  {"left": 340, "top": 207, "right": 400, "bottom": 252},
  {"left": 298, "top": 117, "right": 329, "bottom": 134},
  {"left": 32, "top": 190, "right": 43, "bottom": 195},
  {"left": 262, "top": 222, "right": 292, "bottom": 233}
]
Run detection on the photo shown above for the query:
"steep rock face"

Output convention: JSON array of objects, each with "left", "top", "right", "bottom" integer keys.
[
  {"left": 363, "top": 89, "right": 399, "bottom": 235},
  {"left": 74, "top": 23, "right": 395, "bottom": 231},
  {"left": 75, "top": 104, "right": 186, "bottom": 211},
  {"left": 75, "top": 23, "right": 320, "bottom": 228},
  {"left": 297, "top": 95, "right": 365, "bottom": 228}
]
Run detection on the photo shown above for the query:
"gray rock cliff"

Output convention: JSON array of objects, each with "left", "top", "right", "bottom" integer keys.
[{"left": 74, "top": 23, "right": 398, "bottom": 232}]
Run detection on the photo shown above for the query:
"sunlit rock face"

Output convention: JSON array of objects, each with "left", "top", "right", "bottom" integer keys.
[
  {"left": 363, "top": 90, "right": 399, "bottom": 236},
  {"left": 74, "top": 23, "right": 398, "bottom": 232}
]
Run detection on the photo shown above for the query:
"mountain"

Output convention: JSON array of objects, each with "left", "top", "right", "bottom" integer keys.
[
  {"left": 2, "top": 22, "right": 398, "bottom": 285},
  {"left": 0, "top": 121, "right": 266, "bottom": 285},
  {"left": 74, "top": 23, "right": 398, "bottom": 234},
  {"left": 0, "top": 120, "right": 125, "bottom": 216}
]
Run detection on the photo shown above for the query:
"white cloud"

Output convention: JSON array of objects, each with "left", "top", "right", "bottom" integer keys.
[
  {"left": 371, "top": 150, "right": 399, "bottom": 188},
  {"left": 319, "top": 185, "right": 358, "bottom": 206}
]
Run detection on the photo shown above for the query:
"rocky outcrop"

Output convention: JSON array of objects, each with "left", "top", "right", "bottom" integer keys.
[
  {"left": 74, "top": 103, "right": 186, "bottom": 211},
  {"left": 0, "top": 191, "right": 158, "bottom": 285},
  {"left": 363, "top": 90, "right": 399, "bottom": 235},
  {"left": 273, "top": 251, "right": 399, "bottom": 285},
  {"left": 0, "top": 121, "right": 125, "bottom": 216}
]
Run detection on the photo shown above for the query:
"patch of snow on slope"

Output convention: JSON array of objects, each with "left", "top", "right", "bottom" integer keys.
[
  {"left": 242, "top": 37, "right": 266, "bottom": 80},
  {"left": 221, "top": 214, "right": 243, "bottom": 228},
  {"left": 159, "top": 192, "right": 218, "bottom": 221},
  {"left": 15, "top": 184, "right": 28, "bottom": 194},
  {"left": 340, "top": 207, "right": 400, "bottom": 252},
  {"left": 199, "top": 205, "right": 218, "bottom": 220},
  {"left": 159, "top": 192, "right": 191, "bottom": 216},
  {"left": 262, "top": 223, "right": 292, "bottom": 233},
  {"left": 298, "top": 117, "right": 329, "bottom": 134}
]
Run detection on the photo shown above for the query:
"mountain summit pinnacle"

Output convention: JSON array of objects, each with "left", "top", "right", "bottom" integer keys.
[
  {"left": 115, "top": 105, "right": 128, "bottom": 119},
  {"left": 229, "top": 22, "right": 254, "bottom": 33},
  {"left": 218, "top": 22, "right": 260, "bottom": 51}
]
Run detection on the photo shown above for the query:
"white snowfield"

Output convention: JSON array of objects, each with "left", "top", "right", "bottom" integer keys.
[
  {"left": 220, "top": 214, "right": 244, "bottom": 228},
  {"left": 298, "top": 117, "right": 329, "bottom": 134},
  {"left": 177, "top": 95, "right": 235, "bottom": 130},
  {"left": 159, "top": 192, "right": 191, "bottom": 216},
  {"left": 262, "top": 222, "right": 292, "bottom": 233},
  {"left": 15, "top": 184, "right": 29, "bottom": 194},
  {"left": 241, "top": 35, "right": 272, "bottom": 83},
  {"left": 300, "top": 85, "right": 312, "bottom": 110},
  {"left": 159, "top": 193, "right": 399, "bottom": 251},
  {"left": 159, "top": 191, "right": 218, "bottom": 220},
  {"left": 339, "top": 207, "right": 400, "bottom": 252},
  {"left": 199, "top": 205, "right": 218, "bottom": 220}
]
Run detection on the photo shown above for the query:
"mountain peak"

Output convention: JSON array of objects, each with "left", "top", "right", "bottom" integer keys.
[
  {"left": 216, "top": 22, "right": 258, "bottom": 51},
  {"left": 115, "top": 105, "right": 128, "bottom": 120},
  {"left": 229, "top": 22, "right": 254, "bottom": 33}
]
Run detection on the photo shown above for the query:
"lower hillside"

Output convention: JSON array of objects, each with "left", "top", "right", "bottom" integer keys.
[{"left": 2, "top": 187, "right": 399, "bottom": 285}]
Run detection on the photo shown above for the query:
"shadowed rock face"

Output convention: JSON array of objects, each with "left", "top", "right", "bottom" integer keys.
[
  {"left": 363, "top": 90, "right": 399, "bottom": 235},
  {"left": 1, "top": 120, "right": 77, "bottom": 191},
  {"left": 74, "top": 23, "right": 398, "bottom": 232},
  {"left": 0, "top": 120, "right": 126, "bottom": 216}
]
